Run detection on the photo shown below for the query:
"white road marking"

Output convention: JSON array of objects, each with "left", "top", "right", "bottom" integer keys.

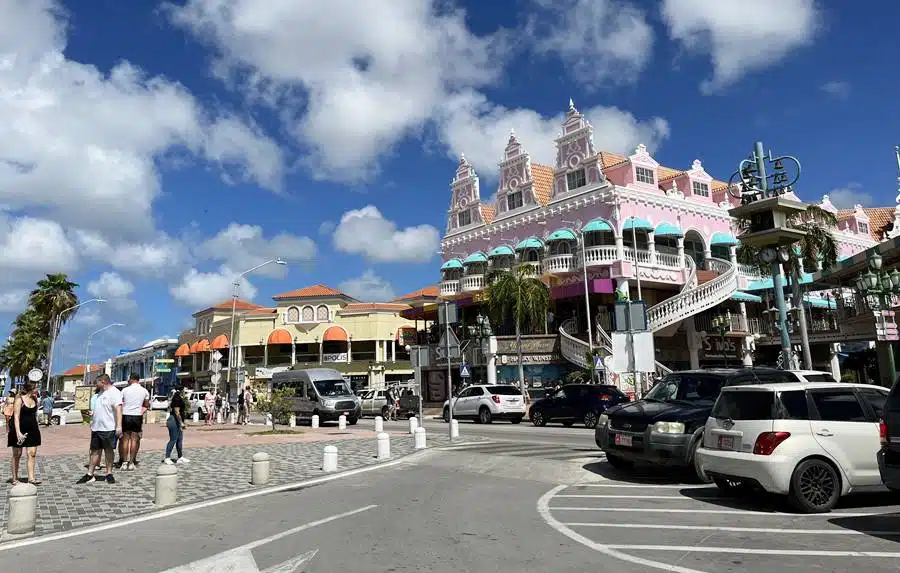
[
  {"left": 549, "top": 506, "right": 895, "bottom": 517},
  {"left": 554, "top": 494, "right": 720, "bottom": 500},
  {"left": 562, "top": 523, "right": 900, "bottom": 536},
  {"left": 604, "top": 544, "right": 900, "bottom": 558},
  {"left": 571, "top": 483, "right": 712, "bottom": 489}
]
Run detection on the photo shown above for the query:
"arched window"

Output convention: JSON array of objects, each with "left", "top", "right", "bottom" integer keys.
[
  {"left": 301, "top": 306, "right": 315, "bottom": 322},
  {"left": 316, "top": 305, "right": 329, "bottom": 321},
  {"left": 526, "top": 249, "right": 539, "bottom": 262},
  {"left": 286, "top": 306, "right": 300, "bottom": 323},
  {"left": 557, "top": 242, "right": 571, "bottom": 255}
]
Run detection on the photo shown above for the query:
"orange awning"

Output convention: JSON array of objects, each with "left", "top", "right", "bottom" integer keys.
[
  {"left": 191, "top": 339, "right": 210, "bottom": 353},
  {"left": 210, "top": 334, "right": 229, "bottom": 350},
  {"left": 267, "top": 329, "right": 293, "bottom": 345},
  {"left": 174, "top": 343, "right": 191, "bottom": 357},
  {"left": 322, "top": 326, "right": 348, "bottom": 342}
]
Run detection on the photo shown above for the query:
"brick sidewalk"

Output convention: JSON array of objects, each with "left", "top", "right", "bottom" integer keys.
[{"left": 0, "top": 429, "right": 482, "bottom": 540}]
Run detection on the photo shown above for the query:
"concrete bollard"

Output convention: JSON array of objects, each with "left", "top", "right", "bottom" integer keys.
[
  {"left": 216, "top": 412, "right": 223, "bottom": 424},
  {"left": 338, "top": 415, "right": 347, "bottom": 430},
  {"left": 155, "top": 464, "right": 178, "bottom": 507},
  {"left": 415, "top": 426, "right": 427, "bottom": 449},
  {"left": 322, "top": 445, "right": 338, "bottom": 472},
  {"left": 251, "top": 452, "right": 271, "bottom": 485},
  {"left": 192, "top": 412, "right": 199, "bottom": 423},
  {"left": 289, "top": 414, "right": 296, "bottom": 428},
  {"left": 6, "top": 482, "right": 37, "bottom": 535},
  {"left": 266, "top": 413, "right": 273, "bottom": 426},
  {"left": 408, "top": 416, "right": 418, "bottom": 434},
  {"left": 59, "top": 413, "right": 66, "bottom": 426},
  {"left": 376, "top": 431, "right": 391, "bottom": 460},
  {"left": 374, "top": 416, "right": 383, "bottom": 432},
  {"left": 312, "top": 414, "right": 320, "bottom": 429},
  {"left": 230, "top": 412, "right": 237, "bottom": 425},
  {"left": 450, "top": 419, "right": 459, "bottom": 438}
]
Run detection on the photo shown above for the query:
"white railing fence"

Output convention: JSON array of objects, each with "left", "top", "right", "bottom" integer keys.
[{"left": 647, "top": 257, "right": 738, "bottom": 334}]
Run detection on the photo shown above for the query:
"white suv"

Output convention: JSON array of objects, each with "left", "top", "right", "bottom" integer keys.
[
  {"left": 442, "top": 384, "right": 526, "bottom": 424},
  {"left": 697, "top": 381, "right": 888, "bottom": 513}
]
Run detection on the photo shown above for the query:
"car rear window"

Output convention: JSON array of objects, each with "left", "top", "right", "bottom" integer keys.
[
  {"left": 803, "top": 374, "right": 836, "bottom": 383},
  {"left": 487, "top": 386, "right": 522, "bottom": 395},
  {"left": 712, "top": 390, "right": 775, "bottom": 420}
]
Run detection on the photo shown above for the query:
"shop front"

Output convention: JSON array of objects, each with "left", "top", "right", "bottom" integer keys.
[{"left": 495, "top": 335, "right": 574, "bottom": 393}]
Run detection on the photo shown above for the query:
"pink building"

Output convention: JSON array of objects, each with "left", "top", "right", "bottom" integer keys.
[{"left": 439, "top": 101, "right": 878, "bottom": 388}]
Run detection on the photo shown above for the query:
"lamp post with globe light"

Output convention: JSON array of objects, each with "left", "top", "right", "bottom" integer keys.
[{"left": 855, "top": 252, "right": 900, "bottom": 382}]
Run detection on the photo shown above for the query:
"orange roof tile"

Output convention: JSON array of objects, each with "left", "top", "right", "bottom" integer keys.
[
  {"left": 838, "top": 207, "right": 895, "bottom": 240},
  {"left": 531, "top": 163, "right": 554, "bottom": 205},
  {"left": 245, "top": 307, "right": 278, "bottom": 316},
  {"left": 62, "top": 364, "right": 103, "bottom": 377},
  {"left": 342, "top": 303, "right": 411, "bottom": 313},
  {"left": 599, "top": 151, "right": 628, "bottom": 169},
  {"left": 273, "top": 284, "right": 353, "bottom": 300},
  {"left": 480, "top": 204, "right": 495, "bottom": 224},
  {"left": 393, "top": 286, "right": 440, "bottom": 301},
  {"left": 192, "top": 298, "right": 261, "bottom": 317},
  {"left": 657, "top": 166, "right": 684, "bottom": 182}
]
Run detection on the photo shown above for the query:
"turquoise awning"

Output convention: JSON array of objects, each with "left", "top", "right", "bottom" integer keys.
[
  {"left": 516, "top": 237, "right": 544, "bottom": 250},
  {"left": 488, "top": 245, "right": 515, "bottom": 257},
  {"left": 463, "top": 252, "right": 487, "bottom": 264},
  {"left": 730, "top": 291, "right": 762, "bottom": 303},
  {"left": 805, "top": 297, "right": 837, "bottom": 309},
  {"left": 547, "top": 228, "right": 577, "bottom": 241},
  {"left": 710, "top": 232, "right": 738, "bottom": 246},
  {"left": 441, "top": 258, "right": 463, "bottom": 270},
  {"left": 623, "top": 217, "right": 654, "bottom": 231},
  {"left": 746, "top": 272, "right": 814, "bottom": 292},
  {"left": 654, "top": 222, "right": 683, "bottom": 238},
  {"left": 582, "top": 218, "right": 614, "bottom": 233}
]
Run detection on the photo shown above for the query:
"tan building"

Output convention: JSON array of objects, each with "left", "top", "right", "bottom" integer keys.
[
  {"left": 54, "top": 364, "right": 103, "bottom": 395},
  {"left": 175, "top": 285, "right": 421, "bottom": 395}
]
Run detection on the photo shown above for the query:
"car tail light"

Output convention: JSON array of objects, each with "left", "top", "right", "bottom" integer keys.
[
  {"left": 880, "top": 419, "right": 888, "bottom": 445},
  {"left": 492, "top": 395, "right": 501, "bottom": 404},
  {"left": 753, "top": 432, "right": 791, "bottom": 455},
  {"left": 599, "top": 395, "right": 611, "bottom": 401}
]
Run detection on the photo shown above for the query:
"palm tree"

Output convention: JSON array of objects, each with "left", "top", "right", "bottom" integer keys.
[
  {"left": 0, "top": 309, "right": 49, "bottom": 379},
  {"left": 485, "top": 264, "right": 551, "bottom": 392},
  {"left": 29, "top": 273, "right": 79, "bottom": 332},
  {"left": 737, "top": 204, "right": 839, "bottom": 369}
]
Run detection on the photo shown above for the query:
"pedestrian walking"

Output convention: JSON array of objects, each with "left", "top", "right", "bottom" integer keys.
[
  {"left": 237, "top": 387, "right": 245, "bottom": 424},
  {"left": 241, "top": 386, "right": 252, "bottom": 425},
  {"left": 120, "top": 374, "right": 149, "bottom": 471},
  {"left": 40, "top": 392, "right": 54, "bottom": 426},
  {"left": 3, "top": 390, "right": 16, "bottom": 427},
  {"left": 164, "top": 386, "right": 189, "bottom": 465},
  {"left": 7, "top": 382, "right": 41, "bottom": 485},
  {"left": 214, "top": 392, "right": 223, "bottom": 423},
  {"left": 76, "top": 374, "right": 123, "bottom": 484},
  {"left": 204, "top": 390, "right": 215, "bottom": 425}
]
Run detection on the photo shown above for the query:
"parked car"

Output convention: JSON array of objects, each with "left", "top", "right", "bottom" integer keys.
[
  {"left": 50, "top": 400, "right": 84, "bottom": 425},
  {"left": 150, "top": 395, "right": 169, "bottom": 411},
  {"left": 188, "top": 391, "right": 209, "bottom": 416},
  {"left": 442, "top": 384, "right": 525, "bottom": 424},
  {"left": 596, "top": 368, "right": 802, "bottom": 481},
  {"left": 699, "top": 381, "right": 888, "bottom": 513},
  {"left": 877, "top": 376, "right": 900, "bottom": 491},
  {"left": 529, "top": 384, "right": 629, "bottom": 429},
  {"left": 359, "top": 389, "right": 389, "bottom": 417}
]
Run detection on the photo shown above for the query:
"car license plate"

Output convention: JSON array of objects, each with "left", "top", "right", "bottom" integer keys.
[
  {"left": 717, "top": 435, "right": 735, "bottom": 450},
  {"left": 614, "top": 434, "right": 632, "bottom": 447}
]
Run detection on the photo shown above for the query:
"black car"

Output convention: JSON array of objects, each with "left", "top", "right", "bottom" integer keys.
[
  {"left": 529, "top": 384, "right": 630, "bottom": 429},
  {"left": 878, "top": 377, "right": 900, "bottom": 490},
  {"left": 596, "top": 368, "right": 801, "bottom": 480}
]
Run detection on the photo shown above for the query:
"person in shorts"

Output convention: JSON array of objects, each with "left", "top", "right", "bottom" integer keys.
[
  {"left": 120, "top": 374, "right": 149, "bottom": 471},
  {"left": 77, "top": 374, "right": 122, "bottom": 484}
]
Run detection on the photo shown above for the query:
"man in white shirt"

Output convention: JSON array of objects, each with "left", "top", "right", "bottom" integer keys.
[
  {"left": 120, "top": 373, "right": 150, "bottom": 471},
  {"left": 77, "top": 374, "right": 123, "bottom": 484}
]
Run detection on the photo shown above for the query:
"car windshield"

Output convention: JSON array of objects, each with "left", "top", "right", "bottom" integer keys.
[
  {"left": 643, "top": 373, "right": 725, "bottom": 405},
  {"left": 314, "top": 380, "right": 352, "bottom": 396}
]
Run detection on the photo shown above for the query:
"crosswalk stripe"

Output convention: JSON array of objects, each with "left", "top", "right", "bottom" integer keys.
[
  {"left": 562, "top": 523, "right": 900, "bottom": 536},
  {"left": 569, "top": 483, "right": 711, "bottom": 489},
  {"left": 555, "top": 494, "right": 720, "bottom": 500},
  {"left": 549, "top": 506, "right": 897, "bottom": 517},
  {"left": 604, "top": 544, "right": 900, "bottom": 558}
]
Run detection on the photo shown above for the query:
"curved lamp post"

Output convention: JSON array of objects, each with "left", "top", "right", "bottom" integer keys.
[
  {"left": 83, "top": 323, "right": 124, "bottom": 386},
  {"left": 47, "top": 298, "right": 106, "bottom": 391}
]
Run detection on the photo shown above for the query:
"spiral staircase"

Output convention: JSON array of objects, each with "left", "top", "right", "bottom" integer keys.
[{"left": 559, "top": 256, "right": 738, "bottom": 376}]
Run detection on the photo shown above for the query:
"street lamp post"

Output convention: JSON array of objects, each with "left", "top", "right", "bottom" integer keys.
[
  {"left": 562, "top": 220, "right": 595, "bottom": 380},
  {"left": 83, "top": 323, "right": 124, "bottom": 386},
  {"left": 466, "top": 313, "right": 493, "bottom": 383},
  {"left": 711, "top": 314, "right": 731, "bottom": 368},
  {"left": 226, "top": 258, "right": 287, "bottom": 396},
  {"left": 855, "top": 252, "right": 900, "bottom": 382},
  {"left": 47, "top": 298, "right": 106, "bottom": 392}
]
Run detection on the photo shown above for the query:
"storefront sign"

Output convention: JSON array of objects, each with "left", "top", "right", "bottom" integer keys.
[
  {"left": 254, "top": 366, "right": 290, "bottom": 379},
  {"left": 700, "top": 335, "right": 739, "bottom": 359},
  {"left": 323, "top": 353, "right": 348, "bottom": 362},
  {"left": 500, "top": 354, "right": 560, "bottom": 365}
]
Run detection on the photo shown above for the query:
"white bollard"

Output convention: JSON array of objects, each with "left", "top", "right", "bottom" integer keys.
[
  {"left": 312, "top": 414, "right": 320, "bottom": 429},
  {"left": 230, "top": 412, "right": 237, "bottom": 425},
  {"left": 59, "top": 413, "right": 66, "bottom": 426},
  {"left": 6, "top": 482, "right": 37, "bottom": 535},
  {"left": 415, "top": 426, "right": 427, "bottom": 449},
  {"left": 408, "top": 416, "right": 418, "bottom": 434},
  {"left": 289, "top": 414, "right": 296, "bottom": 428},
  {"left": 251, "top": 452, "right": 270, "bottom": 485},
  {"left": 338, "top": 415, "right": 347, "bottom": 430},
  {"left": 374, "top": 416, "right": 383, "bottom": 433},
  {"left": 0, "top": 416, "right": 5, "bottom": 427},
  {"left": 192, "top": 412, "right": 199, "bottom": 423},
  {"left": 266, "top": 413, "right": 273, "bottom": 426},
  {"left": 376, "top": 431, "right": 391, "bottom": 460},
  {"left": 450, "top": 419, "right": 459, "bottom": 438},
  {"left": 216, "top": 412, "right": 223, "bottom": 424},
  {"left": 322, "top": 445, "right": 338, "bottom": 472},
  {"left": 155, "top": 464, "right": 178, "bottom": 506}
]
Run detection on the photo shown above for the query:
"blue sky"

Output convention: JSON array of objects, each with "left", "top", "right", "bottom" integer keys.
[{"left": 2, "top": 0, "right": 898, "bottom": 370}]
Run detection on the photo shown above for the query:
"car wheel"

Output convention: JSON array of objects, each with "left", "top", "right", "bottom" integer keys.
[
  {"left": 479, "top": 407, "right": 493, "bottom": 424},
  {"left": 530, "top": 410, "right": 547, "bottom": 427},
  {"left": 583, "top": 410, "right": 599, "bottom": 429},
  {"left": 382, "top": 406, "right": 391, "bottom": 419},
  {"left": 50, "top": 416, "right": 60, "bottom": 426},
  {"left": 713, "top": 477, "right": 752, "bottom": 495},
  {"left": 687, "top": 437, "right": 712, "bottom": 484},
  {"left": 510, "top": 417, "right": 523, "bottom": 424},
  {"left": 789, "top": 458, "right": 840, "bottom": 513},
  {"left": 443, "top": 407, "right": 450, "bottom": 423},
  {"left": 348, "top": 417, "right": 358, "bottom": 426},
  {"left": 606, "top": 454, "right": 633, "bottom": 470}
]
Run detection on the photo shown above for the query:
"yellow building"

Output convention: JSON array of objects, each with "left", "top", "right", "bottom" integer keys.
[{"left": 175, "top": 285, "right": 421, "bottom": 394}]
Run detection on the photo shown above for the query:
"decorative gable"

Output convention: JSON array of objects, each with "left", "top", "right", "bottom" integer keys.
[
  {"left": 684, "top": 159, "right": 713, "bottom": 200},
  {"left": 551, "top": 99, "right": 604, "bottom": 199},
  {"left": 447, "top": 153, "right": 483, "bottom": 233},
  {"left": 819, "top": 194, "right": 838, "bottom": 216},
  {"left": 628, "top": 144, "right": 659, "bottom": 188},
  {"left": 853, "top": 204, "right": 871, "bottom": 236},
  {"left": 495, "top": 130, "right": 538, "bottom": 216}
]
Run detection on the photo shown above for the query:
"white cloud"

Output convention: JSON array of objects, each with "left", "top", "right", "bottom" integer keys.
[
  {"left": 438, "top": 92, "right": 670, "bottom": 178},
  {"left": 339, "top": 270, "right": 395, "bottom": 302},
  {"left": 167, "top": 0, "right": 507, "bottom": 182},
  {"left": 194, "top": 223, "right": 316, "bottom": 278},
  {"left": 72, "top": 230, "right": 184, "bottom": 276},
  {"left": 72, "top": 308, "right": 101, "bottom": 327},
  {"left": 821, "top": 80, "right": 851, "bottom": 100},
  {"left": 333, "top": 206, "right": 440, "bottom": 263},
  {"left": 660, "top": 0, "right": 821, "bottom": 93},
  {"left": 528, "top": 0, "right": 653, "bottom": 88},
  {"left": 0, "top": 213, "right": 78, "bottom": 274},
  {"left": 87, "top": 271, "right": 136, "bottom": 310},
  {"left": 0, "top": 290, "right": 28, "bottom": 313},
  {"left": 170, "top": 266, "right": 257, "bottom": 307},
  {"left": 318, "top": 220, "right": 336, "bottom": 235},
  {"left": 827, "top": 183, "right": 873, "bottom": 209}
]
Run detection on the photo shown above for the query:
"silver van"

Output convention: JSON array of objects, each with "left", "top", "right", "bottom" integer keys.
[{"left": 271, "top": 368, "right": 361, "bottom": 425}]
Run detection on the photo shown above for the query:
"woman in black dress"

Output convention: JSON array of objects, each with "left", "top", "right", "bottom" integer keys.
[{"left": 8, "top": 382, "right": 41, "bottom": 485}]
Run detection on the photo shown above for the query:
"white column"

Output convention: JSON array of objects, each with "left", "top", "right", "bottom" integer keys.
[
  {"left": 684, "top": 315, "right": 700, "bottom": 369},
  {"left": 830, "top": 343, "right": 841, "bottom": 381},
  {"left": 742, "top": 337, "right": 754, "bottom": 367},
  {"left": 347, "top": 337, "right": 352, "bottom": 363},
  {"left": 647, "top": 231, "right": 657, "bottom": 265},
  {"left": 263, "top": 345, "right": 268, "bottom": 367},
  {"left": 290, "top": 341, "right": 296, "bottom": 366},
  {"left": 729, "top": 245, "right": 738, "bottom": 265},
  {"left": 703, "top": 248, "right": 712, "bottom": 266},
  {"left": 391, "top": 339, "right": 396, "bottom": 362},
  {"left": 615, "top": 235, "right": 625, "bottom": 260},
  {"left": 486, "top": 336, "right": 498, "bottom": 385},
  {"left": 676, "top": 237, "right": 685, "bottom": 268}
]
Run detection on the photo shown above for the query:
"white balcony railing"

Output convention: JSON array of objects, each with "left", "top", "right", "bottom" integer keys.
[
  {"left": 624, "top": 249, "right": 652, "bottom": 265},
  {"left": 648, "top": 257, "right": 738, "bottom": 333},
  {"left": 583, "top": 245, "right": 619, "bottom": 266},
  {"left": 738, "top": 264, "right": 764, "bottom": 279},
  {"left": 543, "top": 254, "right": 576, "bottom": 274},
  {"left": 656, "top": 252, "right": 682, "bottom": 269},
  {"left": 440, "top": 280, "right": 460, "bottom": 296},
  {"left": 461, "top": 274, "right": 484, "bottom": 292}
]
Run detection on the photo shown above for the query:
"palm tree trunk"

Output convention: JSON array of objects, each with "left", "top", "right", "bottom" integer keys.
[
  {"left": 790, "top": 266, "right": 813, "bottom": 370},
  {"left": 515, "top": 320, "right": 525, "bottom": 393}
]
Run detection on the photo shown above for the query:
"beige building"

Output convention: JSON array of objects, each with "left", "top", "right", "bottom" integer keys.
[{"left": 175, "top": 285, "right": 420, "bottom": 394}]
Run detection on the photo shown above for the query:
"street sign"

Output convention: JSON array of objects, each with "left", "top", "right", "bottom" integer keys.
[
  {"left": 155, "top": 367, "right": 171, "bottom": 373},
  {"left": 155, "top": 358, "right": 175, "bottom": 363},
  {"left": 460, "top": 363, "right": 471, "bottom": 377},
  {"left": 210, "top": 372, "right": 221, "bottom": 385},
  {"left": 593, "top": 355, "right": 604, "bottom": 371},
  {"left": 436, "top": 328, "right": 461, "bottom": 360},
  {"left": 27, "top": 368, "right": 42, "bottom": 382},
  {"left": 438, "top": 302, "right": 458, "bottom": 325},
  {"left": 211, "top": 350, "right": 223, "bottom": 362},
  {"left": 211, "top": 360, "right": 221, "bottom": 373}
]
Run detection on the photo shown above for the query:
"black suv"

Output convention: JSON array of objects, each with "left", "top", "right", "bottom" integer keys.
[
  {"left": 596, "top": 368, "right": 801, "bottom": 480},
  {"left": 878, "top": 377, "right": 900, "bottom": 490},
  {"left": 529, "top": 384, "right": 629, "bottom": 429}
]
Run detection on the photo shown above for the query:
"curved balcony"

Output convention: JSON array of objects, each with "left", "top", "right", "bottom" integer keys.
[
  {"left": 583, "top": 245, "right": 618, "bottom": 266},
  {"left": 543, "top": 254, "right": 576, "bottom": 274},
  {"left": 440, "top": 280, "right": 460, "bottom": 296},
  {"left": 461, "top": 274, "right": 485, "bottom": 292}
]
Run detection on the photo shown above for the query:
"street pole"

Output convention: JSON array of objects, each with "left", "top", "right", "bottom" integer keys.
[
  {"left": 564, "top": 220, "right": 595, "bottom": 382},
  {"left": 444, "top": 301, "right": 454, "bottom": 441},
  {"left": 83, "top": 323, "right": 124, "bottom": 386},
  {"left": 631, "top": 220, "right": 643, "bottom": 301},
  {"left": 47, "top": 298, "right": 105, "bottom": 392}
]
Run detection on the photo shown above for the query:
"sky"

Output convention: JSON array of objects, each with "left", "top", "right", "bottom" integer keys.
[{"left": 2, "top": 0, "right": 898, "bottom": 371}]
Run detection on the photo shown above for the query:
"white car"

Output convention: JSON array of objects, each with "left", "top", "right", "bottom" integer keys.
[
  {"left": 442, "top": 384, "right": 526, "bottom": 424},
  {"left": 697, "top": 381, "right": 889, "bottom": 513},
  {"left": 50, "top": 400, "right": 83, "bottom": 425},
  {"left": 150, "top": 395, "right": 170, "bottom": 411}
]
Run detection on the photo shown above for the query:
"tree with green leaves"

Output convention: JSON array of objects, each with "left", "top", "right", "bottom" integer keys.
[
  {"left": 485, "top": 264, "right": 551, "bottom": 392},
  {"left": 737, "top": 204, "right": 839, "bottom": 369},
  {"left": 255, "top": 387, "right": 295, "bottom": 431}
]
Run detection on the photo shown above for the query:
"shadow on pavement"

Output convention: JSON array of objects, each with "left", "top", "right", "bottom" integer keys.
[
  {"left": 830, "top": 510, "right": 900, "bottom": 543},
  {"left": 679, "top": 487, "right": 900, "bottom": 515},
  {"left": 582, "top": 460, "right": 691, "bottom": 484}
]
